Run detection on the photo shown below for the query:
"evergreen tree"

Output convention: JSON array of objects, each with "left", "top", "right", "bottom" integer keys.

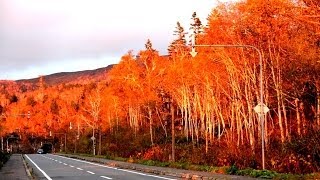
[
  {"left": 168, "top": 21, "right": 187, "bottom": 57},
  {"left": 189, "top": 12, "right": 203, "bottom": 44},
  {"left": 174, "top": 22, "right": 187, "bottom": 45},
  {"left": 145, "top": 39, "right": 154, "bottom": 51}
]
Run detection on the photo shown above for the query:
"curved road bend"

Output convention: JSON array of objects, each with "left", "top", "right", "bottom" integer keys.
[{"left": 25, "top": 154, "right": 177, "bottom": 180}]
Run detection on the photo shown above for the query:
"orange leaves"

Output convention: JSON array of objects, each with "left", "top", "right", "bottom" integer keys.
[
  {"left": 110, "top": 52, "right": 143, "bottom": 92},
  {"left": 0, "top": 1, "right": 318, "bottom": 170}
]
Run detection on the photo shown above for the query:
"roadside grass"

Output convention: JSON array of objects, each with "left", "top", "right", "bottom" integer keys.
[
  {"left": 60, "top": 152, "right": 318, "bottom": 179},
  {"left": 226, "top": 165, "right": 320, "bottom": 179}
]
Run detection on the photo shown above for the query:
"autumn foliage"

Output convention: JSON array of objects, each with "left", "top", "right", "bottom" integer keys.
[{"left": 0, "top": 0, "right": 319, "bottom": 174}]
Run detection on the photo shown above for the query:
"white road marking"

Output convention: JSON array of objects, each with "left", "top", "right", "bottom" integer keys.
[
  {"left": 100, "top": 176, "right": 112, "bottom": 179},
  {"left": 117, "top": 169, "right": 146, "bottom": 176},
  {"left": 52, "top": 155, "right": 176, "bottom": 180},
  {"left": 117, "top": 169, "right": 177, "bottom": 180},
  {"left": 145, "top": 174, "right": 178, "bottom": 180},
  {"left": 87, "top": 171, "right": 95, "bottom": 174},
  {"left": 53, "top": 155, "right": 117, "bottom": 170},
  {"left": 69, "top": 165, "right": 74, "bottom": 168},
  {"left": 77, "top": 167, "right": 83, "bottom": 170},
  {"left": 63, "top": 163, "right": 68, "bottom": 165},
  {"left": 25, "top": 155, "right": 53, "bottom": 180}
]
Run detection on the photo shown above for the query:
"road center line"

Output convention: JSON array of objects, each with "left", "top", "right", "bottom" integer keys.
[
  {"left": 69, "top": 165, "right": 74, "bottom": 168},
  {"left": 87, "top": 171, "right": 95, "bottom": 174},
  {"left": 77, "top": 167, "right": 83, "bottom": 170},
  {"left": 100, "top": 176, "right": 112, "bottom": 179},
  {"left": 63, "top": 163, "right": 68, "bottom": 165},
  {"left": 25, "top": 155, "right": 53, "bottom": 180}
]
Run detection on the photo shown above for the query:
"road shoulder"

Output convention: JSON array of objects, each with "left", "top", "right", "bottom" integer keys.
[{"left": 0, "top": 154, "right": 32, "bottom": 180}]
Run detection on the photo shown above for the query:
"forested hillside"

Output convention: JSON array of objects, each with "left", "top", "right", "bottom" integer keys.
[
  {"left": 0, "top": 0, "right": 319, "bottom": 174},
  {"left": 15, "top": 65, "right": 114, "bottom": 86}
]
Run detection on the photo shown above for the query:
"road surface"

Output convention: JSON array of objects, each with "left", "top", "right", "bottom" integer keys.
[{"left": 24, "top": 154, "right": 178, "bottom": 180}]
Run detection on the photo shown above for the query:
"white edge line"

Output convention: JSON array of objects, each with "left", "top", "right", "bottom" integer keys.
[
  {"left": 145, "top": 174, "right": 177, "bottom": 180},
  {"left": 100, "top": 176, "right": 112, "bottom": 179},
  {"left": 87, "top": 171, "right": 95, "bottom": 174},
  {"left": 25, "top": 155, "right": 53, "bottom": 180},
  {"left": 117, "top": 168, "right": 177, "bottom": 180},
  {"left": 52, "top": 155, "right": 117, "bottom": 170},
  {"left": 53, "top": 155, "right": 176, "bottom": 180},
  {"left": 117, "top": 169, "right": 146, "bottom": 175}
]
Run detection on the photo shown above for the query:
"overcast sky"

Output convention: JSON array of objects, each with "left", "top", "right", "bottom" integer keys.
[{"left": 0, "top": 0, "right": 230, "bottom": 80}]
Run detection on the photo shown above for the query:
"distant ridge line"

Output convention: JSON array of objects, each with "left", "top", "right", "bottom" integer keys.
[{"left": 15, "top": 64, "right": 115, "bottom": 86}]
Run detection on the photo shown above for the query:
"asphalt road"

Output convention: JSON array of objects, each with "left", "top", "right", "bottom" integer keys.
[{"left": 24, "top": 154, "right": 178, "bottom": 180}]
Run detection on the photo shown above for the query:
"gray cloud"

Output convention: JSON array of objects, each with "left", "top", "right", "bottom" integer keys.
[{"left": 0, "top": 0, "right": 216, "bottom": 80}]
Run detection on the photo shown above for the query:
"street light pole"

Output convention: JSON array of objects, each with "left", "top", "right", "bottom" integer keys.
[
  {"left": 1, "top": 112, "right": 30, "bottom": 153},
  {"left": 6, "top": 136, "right": 17, "bottom": 153},
  {"left": 190, "top": 34, "right": 266, "bottom": 169}
]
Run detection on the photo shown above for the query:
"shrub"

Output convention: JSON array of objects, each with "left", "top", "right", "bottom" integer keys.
[
  {"left": 236, "top": 169, "right": 277, "bottom": 179},
  {"left": 227, "top": 164, "right": 238, "bottom": 175}
]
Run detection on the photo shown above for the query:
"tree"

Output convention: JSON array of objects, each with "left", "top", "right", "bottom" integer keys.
[
  {"left": 168, "top": 22, "right": 188, "bottom": 57},
  {"left": 145, "top": 39, "right": 154, "bottom": 51},
  {"left": 138, "top": 40, "right": 162, "bottom": 145},
  {"left": 190, "top": 12, "right": 203, "bottom": 36},
  {"left": 109, "top": 52, "right": 144, "bottom": 135}
]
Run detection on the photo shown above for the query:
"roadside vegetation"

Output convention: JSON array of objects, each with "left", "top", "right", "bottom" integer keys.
[{"left": 0, "top": 0, "right": 319, "bottom": 177}]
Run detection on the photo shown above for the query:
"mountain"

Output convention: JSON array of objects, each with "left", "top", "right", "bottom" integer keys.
[{"left": 16, "top": 64, "right": 115, "bottom": 86}]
